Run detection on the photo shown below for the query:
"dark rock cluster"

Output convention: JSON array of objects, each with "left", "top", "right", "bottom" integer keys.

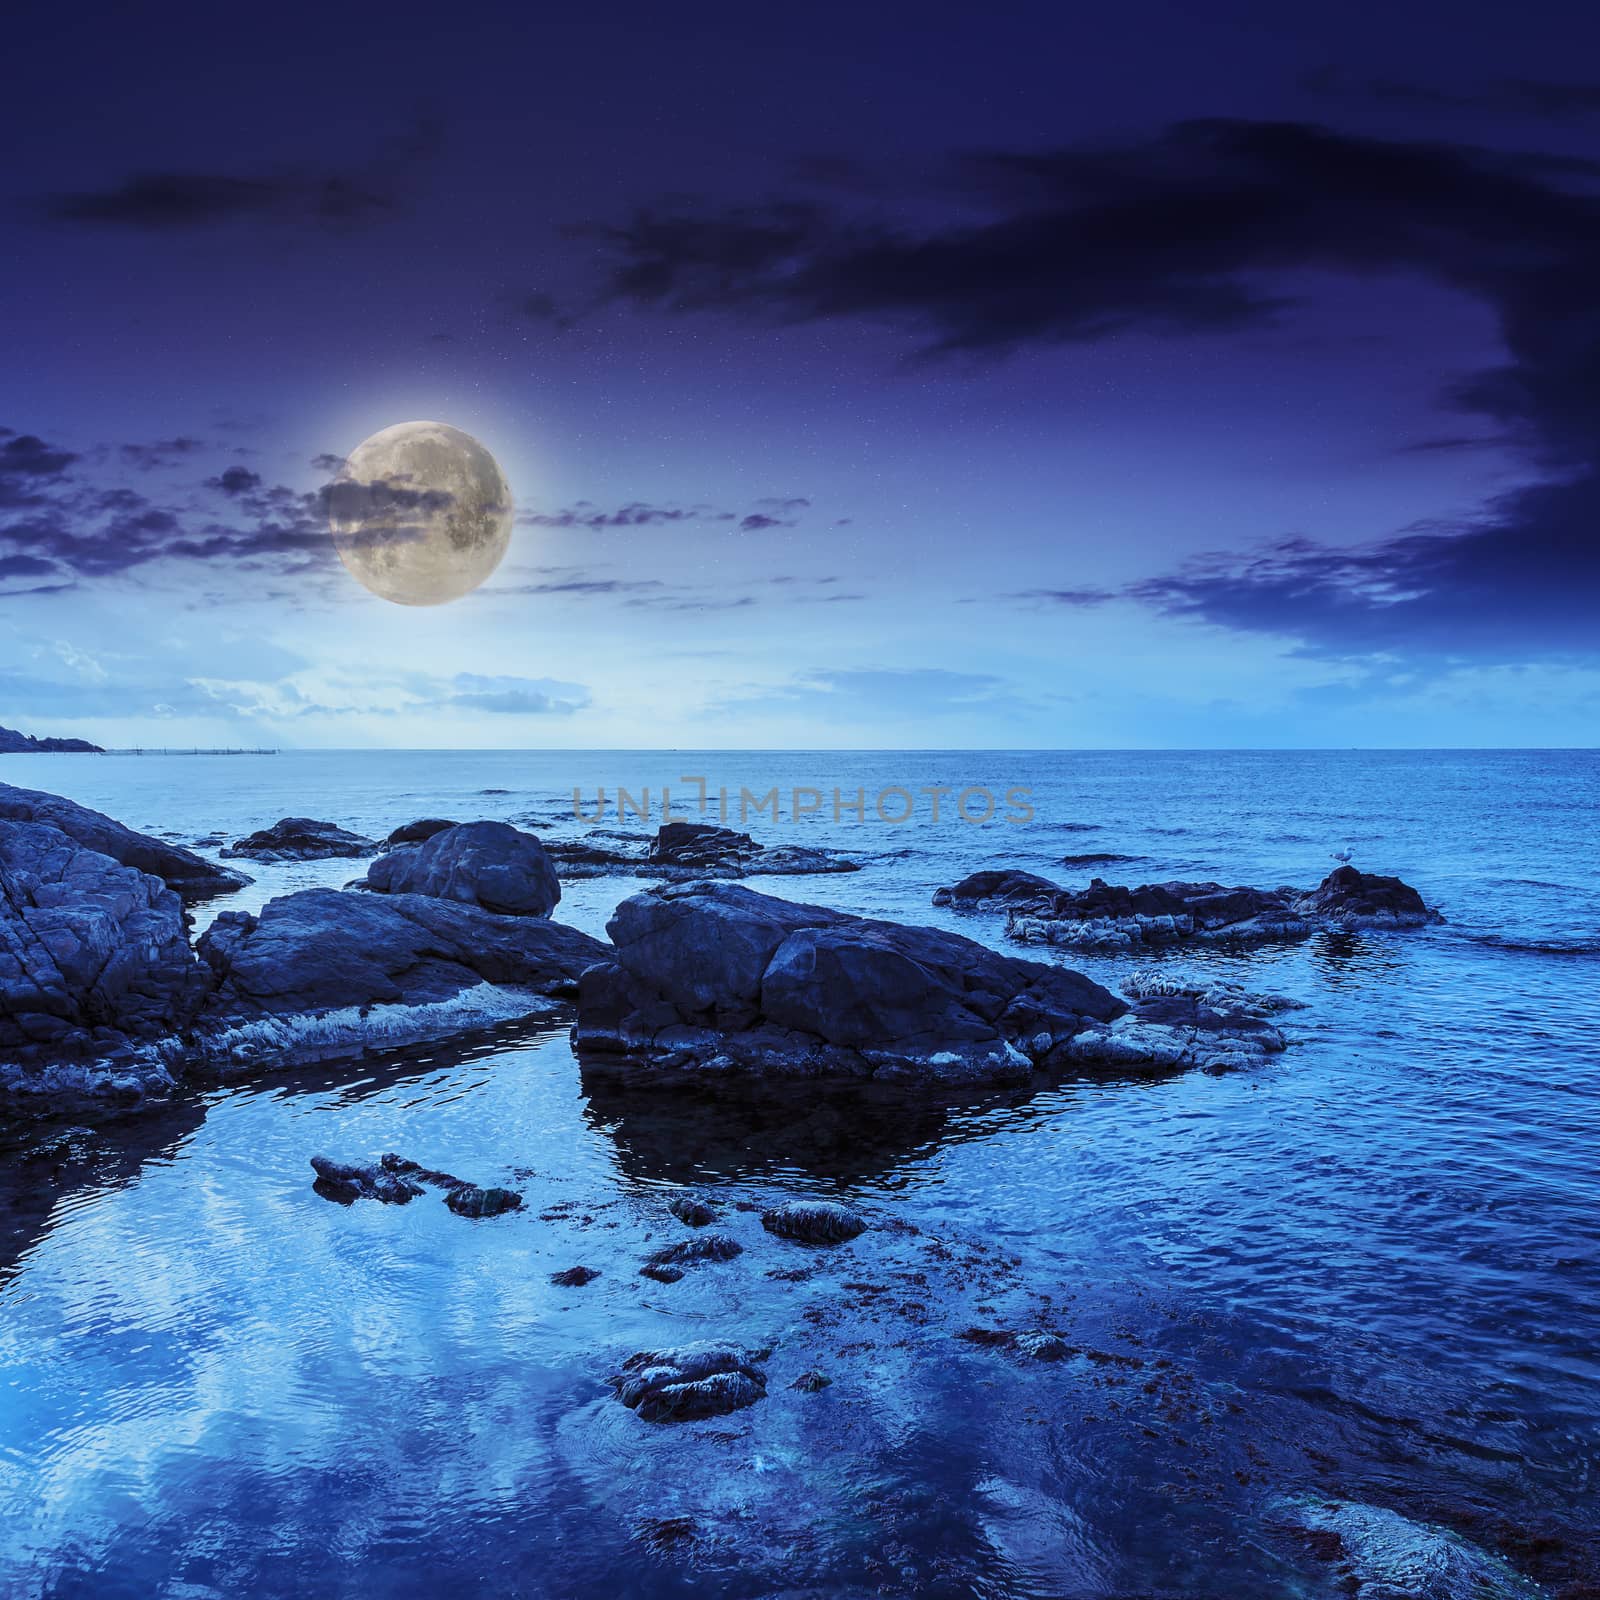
[{"left": 222, "top": 817, "right": 378, "bottom": 862}]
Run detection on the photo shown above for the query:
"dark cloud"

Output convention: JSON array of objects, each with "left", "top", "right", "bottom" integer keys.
[
  {"left": 0, "top": 433, "right": 78, "bottom": 505},
  {"left": 36, "top": 120, "right": 441, "bottom": 231},
  {"left": 578, "top": 119, "right": 1600, "bottom": 665},
  {"left": 519, "top": 497, "right": 808, "bottom": 532},
  {"left": 120, "top": 437, "right": 206, "bottom": 469},
  {"left": 207, "top": 465, "right": 262, "bottom": 495},
  {"left": 1302, "top": 66, "right": 1600, "bottom": 122}
]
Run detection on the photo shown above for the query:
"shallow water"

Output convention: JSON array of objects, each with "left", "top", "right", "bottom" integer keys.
[{"left": 1, "top": 749, "right": 1597, "bottom": 1596}]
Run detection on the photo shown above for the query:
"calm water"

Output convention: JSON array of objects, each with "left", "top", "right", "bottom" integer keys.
[{"left": 1, "top": 750, "right": 1597, "bottom": 1597}]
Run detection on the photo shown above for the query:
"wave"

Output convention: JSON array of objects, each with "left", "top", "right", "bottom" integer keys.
[{"left": 1463, "top": 933, "right": 1600, "bottom": 956}]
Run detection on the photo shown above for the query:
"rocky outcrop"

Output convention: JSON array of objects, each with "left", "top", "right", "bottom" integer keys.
[
  {"left": 613, "top": 1343, "right": 769, "bottom": 1422},
  {"left": 940, "top": 865, "right": 1441, "bottom": 949},
  {"left": 574, "top": 881, "right": 1129, "bottom": 1086},
  {"left": 364, "top": 820, "right": 560, "bottom": 917},
  {"left": 310, "top": 1154, "right": 424, "bottom": 1204},
  {"left": 932, "top": 869, "right": 1061, "bottom": 912},
  {"left": 551, "top": 820, "right": 858, "bottom": 881},
  {"left": 0, "top": 723, "right": 102, "bottom": 753},
  {"left": 381, "top": 817, "right": 458, "bottom": 850},
  {"left": 0, "top": 819, "right": 203, "bottom": 1100},
  {"left": 0, "top": 781, "right": 248, "bottom": 901},
  {"left": 191, "top": 887, "right": 606, "bottom": 1072},
  {"left": 1290, "top": 864, "right": 1440, "bottom": 928},
  {"left": 1063, "top": 971, "right": 1291, "bottom": 1074},
  {"left": 222, "top": 817, "right": 377, "bottom": 862}
]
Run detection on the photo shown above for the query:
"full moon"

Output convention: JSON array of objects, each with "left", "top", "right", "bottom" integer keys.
[{"left": 327, "top": 420, "right": 513, "bottom": 605}]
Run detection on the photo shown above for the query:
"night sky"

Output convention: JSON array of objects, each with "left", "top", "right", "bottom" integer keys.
[{"left": 5, "top": 0, "right": 1599, "bottom": 748}]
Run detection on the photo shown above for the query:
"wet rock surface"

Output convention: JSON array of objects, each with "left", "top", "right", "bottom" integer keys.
[
  {"left": 192, "top": 888, "right": 606, "bottom": 1070},
  {"left": 445, "top": 1184, "right": 524, "bottom": 1217},
  {"left": 551, "top": 821, "right": 858, "bottom": 881},
  {"left": 937, "top": 865, "right": 1441, "bottom": 948},
  {"left": 309, "top": 1154, "right": 424, "bottom": 1205},
  {"left": 573, "top": 881, "right": 1129, "bottom": 1086},
  {"left": 364, "top": 820, "right": 561, "bottom": 917},
  {"left": 0, "top": 780, "right": 248, "bottom": 900},
  {"left": 647, "top": 1232, "right": 744, "bottom": 1266},
  {"left": 613, "top": 1343, "right": 769, "bottom": 1422},
  {"left": 551, "top": 1265, "right": 601, "bottom": 1286},
  {"left": 668, "top": 1194, "right": 718, "bottom": 1227},
  {"left": 761, "top": 1199, "right": 866, "bottom": 1244},
  {"left": 223, "top": 817, "right": 378, "bottom": 862}
]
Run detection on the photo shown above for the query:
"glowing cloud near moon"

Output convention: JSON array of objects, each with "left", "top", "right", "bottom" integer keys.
[{"left": 327, "top": 420, "right": 513, "bottom": 605}]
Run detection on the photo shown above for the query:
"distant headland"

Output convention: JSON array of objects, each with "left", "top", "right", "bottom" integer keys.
[{"left": 0, "top": 722, "right": 103, "bottom": 754}]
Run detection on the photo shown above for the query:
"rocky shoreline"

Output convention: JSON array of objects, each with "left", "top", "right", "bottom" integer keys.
[{"left": 2, "top": 784, "right": 1446, "bottom": 1119}]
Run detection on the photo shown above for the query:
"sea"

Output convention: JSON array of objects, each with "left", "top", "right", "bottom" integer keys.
[{"left": 1, "top": 749, "right": 1596, "bottom": 1598}]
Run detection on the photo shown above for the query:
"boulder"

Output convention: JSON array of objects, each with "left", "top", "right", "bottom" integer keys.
[
  {"left": 364, "top": 820, "right": 560, "bottom": 917},
  {"left": 573, "top": 881, "right": 1128, "bottom": 1086},
  {"left": 381, "top": 817, "right": 458, "bottom": 850},
  {"left": 648, "top": 821, "right": 758, "bottom": 867},
  {"left": 445, "top": 1184, "right": 523, "bottom": 1218},
  {"left": 223, "top": 817, "right": 378, "bottom": 862},
  {"left": 668, "top": 1194, "right": 718, "bottom": 1227},
  {"left": 0, "top": 818, "right": 203, "bottom": 1059},
  {"left": 0, "top": 781, "right": 249, "bottom": 900},
  {"left": 932, "top": 869, "right": 1062, "bottom": 912},
  {"left": 646, "top": 1232, "right": 743, "bottom": 1266},
  {"left": 191, "top": 887, "right": 607, "bottom": 1071},
  {"left": 1290, "top": 865, "right": 1441, "bottom": 928},
  {"left": 613, "top": 1343, "right": 768, "bottom": 1422}
]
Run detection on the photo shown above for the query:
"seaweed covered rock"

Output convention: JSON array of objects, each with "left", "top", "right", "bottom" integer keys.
[
  {"left": 574, "top": 881, "right": 1127, "bottom": 1086},
  {"left": 223, "top": 817, "right": 377, "bottom": 862},
  {"left": 761, "top": 1199, "right": 866, "bottom": 1244},
  {"left": 613, "top": 1343, "right": 768, "bottom": 1422},
  {"left": 0, "top": 781, "right": 248, "bottom": 901},
  {"left": 365, "top": 820, "right": 560, "bottom": 917}
]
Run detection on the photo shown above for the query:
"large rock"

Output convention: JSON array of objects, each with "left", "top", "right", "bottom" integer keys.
[
  {"left": 0, "top": 819, "right": 202, "bottom": 1049},
  {"left": 381, "top": 817, "right": 458, "bottom": 850},
  {"left": 573, "top": 881, "right": 1128, "bottom": 1085},
  {"left": 0, "top": 781, "right": 248, "bottom": 901},
  {"left": 649, "top": 821, "right": 759, "bottom": 867},
  {"left": 192, "top": 887, "right": 606, "bottom": 1071},
  {"left": 364, "top": 820, "right": 560, "bottom": 916},
  {"left": 222, "top": 817, "right": 377, "bottom": 862},
  {"left": 1290, "top": 865, "right": 1441, "bottom": 928}
]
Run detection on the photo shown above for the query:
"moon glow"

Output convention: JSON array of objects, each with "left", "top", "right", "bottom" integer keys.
[{"left": 328, "top": 420, "right": 513, "bottom": 605}]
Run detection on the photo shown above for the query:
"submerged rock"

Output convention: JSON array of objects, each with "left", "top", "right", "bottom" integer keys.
[
  {"left": 668, "top": 1194, "right": 718, "bottom": 1227},
  {"left": 791, "top": 1369, "right": 833, "bottom": 1392},
  {"left": 573, "top": 881, "right": 1128, "bottom": 1086},
  {"left": 223, "top": 817, "right": 377, "bottom": 862},
  {"left": 364, "top": 820, "right": 560, "bottom": 917},
  {"left": 0, "top": 781, "right": 248, "bottom": 900},
  {"left": 613, "top": 1342, "right": 768, "bottom": 1422},
  {"left": 309, "top": 1154, "right": 424, "bottom": 1205},
  {"left": 1273, "top": 1495, "right": 1544, "bottom": 1599},
  {"left": 647, "top": 1232, "right": 744, "bottom": 1266},
  {"left": 550, "top": 1265, "right": 600, "bottom": 1286},
  {"left": 639, "top": 1262, "right": 685, "bottom": 1284},
  {"left": 445, "top": 1184, "right": 523, "bottom": 1218},
  {"left": 762, "top": 1199, "right": 866, "bottom": 1245},
  {"left": 378, "top": 1152, "right": 468, "bottom": 1190}
]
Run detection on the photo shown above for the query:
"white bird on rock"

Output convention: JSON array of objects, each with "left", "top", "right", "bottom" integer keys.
[{"left": 1330, "top": 846, "right": 1354, "bottom": 865}]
